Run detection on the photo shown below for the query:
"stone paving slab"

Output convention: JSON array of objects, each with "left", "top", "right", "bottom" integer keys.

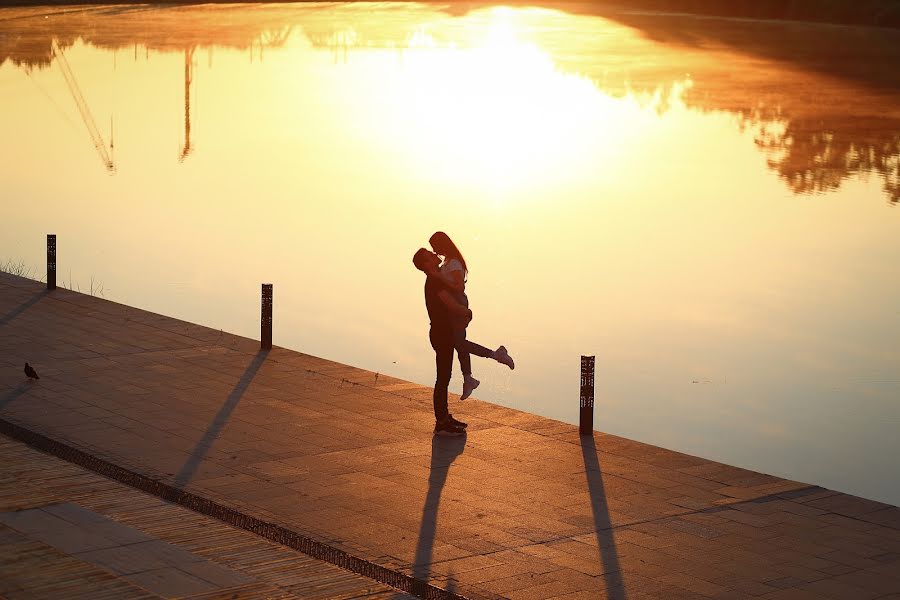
[
  {"left": 0, "top": 435, "right": 413, "bottom": 600},
  {"left": 1, "top": 271, "right": 899, "bottom": 599}
]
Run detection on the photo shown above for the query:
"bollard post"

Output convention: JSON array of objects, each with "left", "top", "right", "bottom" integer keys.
[
  {"left": 261, "top": 283, "right": 273, "bottom": 350},
  {"left": 47, "top": 234, "right": 56, "bottom": 290},
  {"left": 579, "top": 355, "right": 595, "bottom": 435}
]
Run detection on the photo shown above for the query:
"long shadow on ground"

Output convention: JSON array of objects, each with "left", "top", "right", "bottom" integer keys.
[
  {"left": 581, "top": 433, "right": 627, "bottom": 600},
  {"left": 173, "top": 349, "right": 268, "bottom": 489},
  {"left": 0, "top": 289, "right": 49, "bottom": 327},
  {"left": 411, "top": 434, "right": 466, "bottom": 595}
]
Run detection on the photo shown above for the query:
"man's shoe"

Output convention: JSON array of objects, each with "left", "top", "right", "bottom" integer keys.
[
  {"left": 448, "top": 415, "right": 468, "bottom": 429},
  {"left": 434, "top": 420, "right": 465, "bottom": 437},
  {"left": 461, "top": 376, "right": 480, "bottom": 400}
]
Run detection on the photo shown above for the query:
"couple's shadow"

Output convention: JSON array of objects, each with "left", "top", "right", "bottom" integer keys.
[
  {"left": 411, "top": 433, "right": 466, "bottom": 593},
  {"left": 409, "top": 432, "right": 626, "bottom": 600}
]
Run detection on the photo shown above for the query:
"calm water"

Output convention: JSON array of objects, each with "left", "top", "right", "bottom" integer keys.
[{"left": 1, "top": 3, "right": 898, "bottom": 505}]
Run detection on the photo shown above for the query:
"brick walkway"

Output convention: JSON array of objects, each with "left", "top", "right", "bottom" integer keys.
[
  {"left": 0, "top": 435, "right": 412, "bottom": 599},
  {"left": 1, "top": 271, "right": 898, "bottom": 599}
]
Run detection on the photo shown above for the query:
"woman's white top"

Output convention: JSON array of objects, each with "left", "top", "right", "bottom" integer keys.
[
  {"left": 440, "top": 258, "right": 466, "bottom": 298},
  {"left": 440, "top": 258, "right": 464, "bottom": 277}
]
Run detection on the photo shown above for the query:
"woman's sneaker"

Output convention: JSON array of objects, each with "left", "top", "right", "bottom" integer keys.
[
  {"left": 434, "top": 419, "right": 465, "bottom": 437},
  {"left": 461, "top": 375, "right": 480, "bottom": 400},
  {"left": 494, "top": 346, "right": 515, "bottom": 370}
]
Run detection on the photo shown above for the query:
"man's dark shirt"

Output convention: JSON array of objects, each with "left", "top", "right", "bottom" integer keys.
[{"left": 425, "top": 275, "right": 452, "bottom": 334}]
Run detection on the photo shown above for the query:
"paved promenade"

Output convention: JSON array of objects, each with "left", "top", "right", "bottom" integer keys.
[
  {"left": 0, "top": 435, "right": 412, "bottom": 600},
  {"left": 1, "top": 271, "right": 899, "bottom": 600}
]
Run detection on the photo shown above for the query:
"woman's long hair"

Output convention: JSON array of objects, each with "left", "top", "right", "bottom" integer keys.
[{"left": 429, "top": 231, "right": 468, "bottom": 277}]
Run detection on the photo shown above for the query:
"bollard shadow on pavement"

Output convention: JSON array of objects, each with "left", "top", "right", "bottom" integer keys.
[
  {"left": 173, "top": 349, "right": 269, "bottom": 489},
  {"left": 581, "top": 433, "right": 627, "bottom": 600},
  {"left": 0, "top": 289, "right": 50, "bottom": 327}
]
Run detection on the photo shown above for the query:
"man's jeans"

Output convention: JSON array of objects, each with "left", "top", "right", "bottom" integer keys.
[{"left": 430, "top": 326, "right": 454, "bottom": 423}]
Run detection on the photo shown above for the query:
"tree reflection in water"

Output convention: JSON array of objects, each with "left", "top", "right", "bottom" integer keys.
[
  {"left": 1, "top": 2, "right": 898, "bottom": 204},
  {"left": 753, "top": 113, "right": 899, "bottom": 203}
]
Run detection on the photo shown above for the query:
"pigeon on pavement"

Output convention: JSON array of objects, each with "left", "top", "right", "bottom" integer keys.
[{"left": 24, "top": 363, "right": 39, "bottom": 380}]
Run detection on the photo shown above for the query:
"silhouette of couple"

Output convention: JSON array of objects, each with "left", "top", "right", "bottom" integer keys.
[{"left": 414, "top": 232, "right": 514, "bottom": 436}]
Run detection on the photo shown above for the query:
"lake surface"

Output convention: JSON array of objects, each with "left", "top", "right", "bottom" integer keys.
[{"left": 1, "top": 3, "right": 898, "bottom": 505}]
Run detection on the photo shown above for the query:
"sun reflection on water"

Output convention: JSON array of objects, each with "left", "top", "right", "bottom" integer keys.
[{"left": 370, "top": 8, "right": 702, "bottom": 197}]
